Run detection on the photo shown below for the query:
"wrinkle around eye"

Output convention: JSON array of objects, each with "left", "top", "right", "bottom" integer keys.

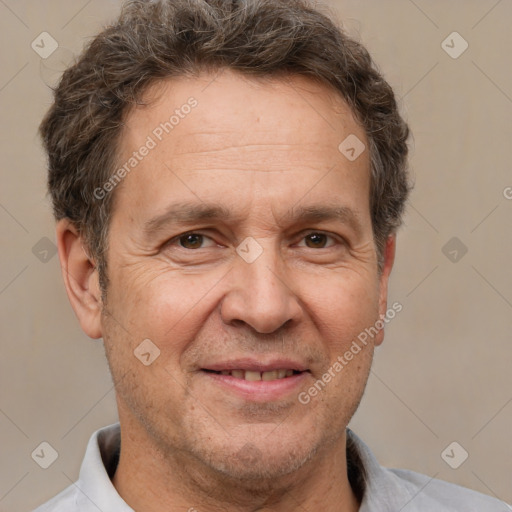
[{"left": 163, "top": 231, "right": 345, "bottom": 253}]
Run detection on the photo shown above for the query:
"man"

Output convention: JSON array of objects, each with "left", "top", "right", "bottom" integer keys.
[{"left": 35, "top": 0, "right": 509, "bottom": 510}]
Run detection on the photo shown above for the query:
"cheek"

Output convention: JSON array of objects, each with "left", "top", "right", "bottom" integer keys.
[
  {"left": 109, "top": 267, "right": 227, "bottom": 369},
  {"left": 302, "top": 270, "right": 380, "bottom": 349},
  {"left": 106, "top": 251, "right": 380, "bottom": 355},
  {"left": 317, "top": 275, "right": 379, "bottom": 402},
  {"left": 107, "top": 261, "right": 209, "bottom": 329}
]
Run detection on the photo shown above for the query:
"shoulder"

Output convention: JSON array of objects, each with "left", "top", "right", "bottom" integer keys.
[
  {"left": 31, "top": 484, "right": 78, "bottom": 511},
  {"left": 31, "top": 478, "right": 114, "bottom": 512},
  {"left": 32, "top": 423, "right": 123, "bottom": 512},
  {"left": 385, "top": 467, "right": 510, "bottom": 511},
  {"left": 346, "top": 429, "right": 510, "bottom": 511}
]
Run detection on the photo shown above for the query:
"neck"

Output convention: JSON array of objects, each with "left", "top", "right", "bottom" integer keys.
[{"left": 112, "top": 418, "right": 360, "bottom": 512}]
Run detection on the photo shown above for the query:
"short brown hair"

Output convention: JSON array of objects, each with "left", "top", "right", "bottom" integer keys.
[{"left": 40, "top": 0, "right": 410, "bottom": 293}]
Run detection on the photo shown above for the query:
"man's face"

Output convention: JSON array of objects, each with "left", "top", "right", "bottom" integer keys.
[{"left": 100, "top": 70, "right": 391, "bottom": 480}]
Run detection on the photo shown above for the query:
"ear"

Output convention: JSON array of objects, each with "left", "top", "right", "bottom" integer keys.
[
  {"left": 56, "top": 219, "right": 103, "bottom": 339},
  {"left": 374, "top": 235, "right": 396, "bottom": 347}
]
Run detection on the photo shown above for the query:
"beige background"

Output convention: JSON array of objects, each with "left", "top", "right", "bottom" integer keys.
[{"left": 1, "top": 0, "right": 511, "bottom": 510}]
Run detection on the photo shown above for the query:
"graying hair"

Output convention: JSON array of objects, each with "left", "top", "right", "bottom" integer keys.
[{"left": 39, "top": 0, "right": 410, "bottom": 294}]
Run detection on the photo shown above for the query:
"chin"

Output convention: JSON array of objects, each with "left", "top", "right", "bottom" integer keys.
[{"left": 188, "top": 429, "right": 322, "bottom": 486}]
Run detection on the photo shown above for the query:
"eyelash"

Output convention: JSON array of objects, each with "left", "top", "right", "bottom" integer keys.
[{"left": 166, "top": 230, "right": 343, "bottom": 251}]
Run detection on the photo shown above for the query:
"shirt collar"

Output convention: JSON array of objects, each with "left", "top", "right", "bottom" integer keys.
[
  {"left": 76, "top": 423, "right": 133, "bottom": 511},
  {"left": 346, "top": 428, "right": 424, "bottom": 511},
  {"left": 76, "top": 423, "right": 401, "bottom": 511}
]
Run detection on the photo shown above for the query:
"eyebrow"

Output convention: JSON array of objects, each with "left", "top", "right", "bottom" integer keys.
[{"left": 142, "top": 201, "right": 363, "bottom": 239}]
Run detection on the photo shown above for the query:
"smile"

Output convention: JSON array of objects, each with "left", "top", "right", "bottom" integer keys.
[{"left": 203, "top": 369, "right": 302, "bottom": 381}]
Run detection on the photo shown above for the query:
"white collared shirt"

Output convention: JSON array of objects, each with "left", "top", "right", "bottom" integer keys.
[{"left": 33, "top": 423, "right": 510, "bottom": 511}]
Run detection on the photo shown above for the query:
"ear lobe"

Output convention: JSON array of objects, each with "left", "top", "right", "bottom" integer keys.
[
  {"left": 374, "top": 235, "right": 396, "bottom": 347},
  {"left": 56, "top": 219, "right": 103, "bottom": 339}
]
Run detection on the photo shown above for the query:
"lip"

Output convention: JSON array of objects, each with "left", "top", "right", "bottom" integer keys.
[
  {"left": 199, "top": 369, "right": 310, "bottom": 402},
  {"left": 200, "top": 358, "right": 309, "bottom": 373}
]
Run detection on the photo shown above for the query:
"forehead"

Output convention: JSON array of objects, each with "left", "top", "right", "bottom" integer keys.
[
  {"left": 121, "top": 69, "right": 366, "bottom": 159},
  {"left": 113, "top": 69, "right": 371, "bottom": 228}
]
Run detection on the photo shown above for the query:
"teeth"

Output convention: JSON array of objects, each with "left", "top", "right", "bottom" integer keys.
[
  {"left": 218, "top": 369, "right": 299, "bottom": 380},
  {"left": 262, "top": 370, "right": 277, "bottom": 381},
  {"left": 244, "top": 370, "right": 262, "bottom": 381}
]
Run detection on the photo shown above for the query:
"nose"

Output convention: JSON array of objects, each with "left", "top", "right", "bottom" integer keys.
[{"left": 220, "top": 241, "right": 303, "bottom": 334}]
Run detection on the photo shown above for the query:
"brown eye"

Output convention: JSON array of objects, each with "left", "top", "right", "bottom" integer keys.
[
  {"left": 178, "top": 233, "right": 204, "bottom": 249},
  {"left": 304, "top": 233, "right": 331, "bottom": 248}
]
